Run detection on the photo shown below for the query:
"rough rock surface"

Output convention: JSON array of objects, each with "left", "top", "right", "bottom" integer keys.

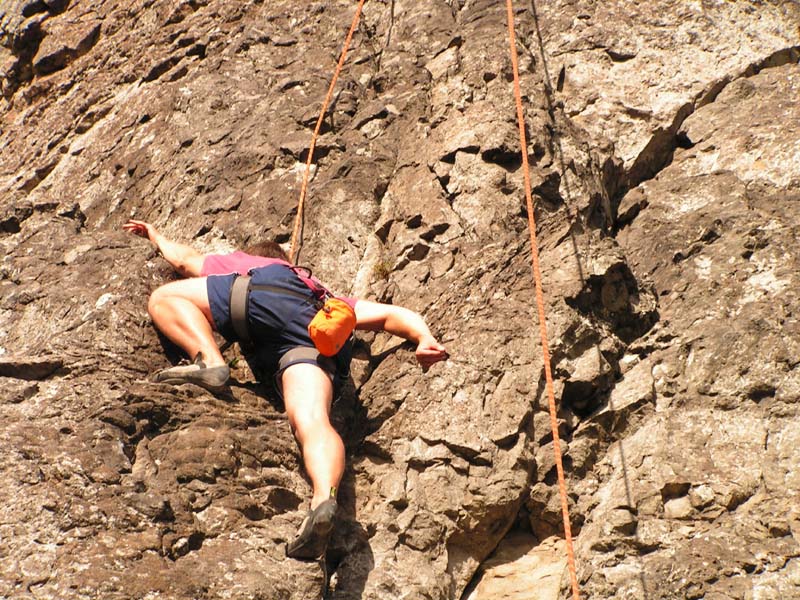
[{"left": 0, "top": 1, "right": 798, "bottom": 599}]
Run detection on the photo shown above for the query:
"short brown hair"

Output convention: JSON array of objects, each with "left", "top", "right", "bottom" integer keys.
[{"left": 243, "top": 240, "right": 289, "bottom": 261}]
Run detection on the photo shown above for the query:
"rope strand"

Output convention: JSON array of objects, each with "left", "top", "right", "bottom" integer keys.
[
  {"left": 286, "top": 4, "right": 580, "bottom": 594},
  {"left": 288, "top": 0, "right": 367, "bottom": 263},
  {"left": 505, "top": 2, "right": 581, "bottom": 598}
]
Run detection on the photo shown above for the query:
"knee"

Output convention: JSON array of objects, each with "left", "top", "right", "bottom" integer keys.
[
  {"left": 289, "top": 408, "right": 333, "bottom": 442},
  {"left": 289, "top": 407, "right": 323, "bottom": 433},
  {"left": 147, "top": 284, "right": 170, "bottom": 318}
]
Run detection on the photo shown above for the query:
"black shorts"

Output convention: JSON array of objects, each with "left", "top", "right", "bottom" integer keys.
[{"left": 206, "top": 264, "right": 352, "bottom": 392}]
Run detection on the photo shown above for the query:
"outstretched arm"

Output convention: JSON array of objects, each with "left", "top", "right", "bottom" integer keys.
[
  {"left": 353, "top": 299, "right": 448, "bottom": 369},
  {"left": 123, "top": 220, "right": 205, "bottom": 277}
]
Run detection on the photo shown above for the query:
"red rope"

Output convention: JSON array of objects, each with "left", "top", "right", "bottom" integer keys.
[
  {"left": 504, "top": 2, "right": 581, "bottom": 598},
  {"left": 289, "top": 0, "right": 367, "bottom": 263}
]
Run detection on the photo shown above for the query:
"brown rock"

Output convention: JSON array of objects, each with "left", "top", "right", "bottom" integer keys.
[{"left": 1, "top": 1, "right": 799, "bottom": 598}]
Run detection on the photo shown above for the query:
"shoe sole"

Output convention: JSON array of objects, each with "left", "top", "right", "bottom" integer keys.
[
  {"left": 154, "top": 375, "right": 229, "bottom": 392},
  {"left": 152, "top": 366, "right": 230, "bottom": 392},
  {"left": 286, "top": 500, "right": 337, "bottom": 559}
]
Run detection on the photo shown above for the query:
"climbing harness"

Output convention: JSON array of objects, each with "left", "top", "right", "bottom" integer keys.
[
  {"left": 229, "top": 265, "right": 355, "bottom": 356},
  {"left": 505, "top": 2, "right": 581, "bottom": 598},
  {"left": 288, "top": 0, "right": 367, "bottom": 263}
]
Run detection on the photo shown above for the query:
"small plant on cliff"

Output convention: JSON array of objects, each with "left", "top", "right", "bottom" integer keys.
[{"left": 373, "top": 258, "right": 393, "bottom": 281}]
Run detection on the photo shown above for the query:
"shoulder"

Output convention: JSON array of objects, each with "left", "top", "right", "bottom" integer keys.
[
  {"left": 202, "top": 252, "right": 282, "bottom": 276},
  {"left": 338, "top": 296, "right": 358, "bottom": 310}
]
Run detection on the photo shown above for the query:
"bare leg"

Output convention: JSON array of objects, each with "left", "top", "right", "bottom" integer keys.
[
  {"left": 148, "top": 278, "right": 226, "bottom": 367},
  {"left": 282, "top": 363, "right": 343, "bottom": 509}
]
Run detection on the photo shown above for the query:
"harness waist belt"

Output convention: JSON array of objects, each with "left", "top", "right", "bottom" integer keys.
[{"left": 228, "top": 275, "right": 320, "bottom": 347}]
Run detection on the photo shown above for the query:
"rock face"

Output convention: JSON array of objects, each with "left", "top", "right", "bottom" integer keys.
[{"left": 1, "top": 1, "right": 798, "bottom": 599}]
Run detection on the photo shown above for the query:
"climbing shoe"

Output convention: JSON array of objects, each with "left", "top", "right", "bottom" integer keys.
[
  {"left": 152, "top": 353, "right": 230, "bottom": 392},
  {"left": 286, "top": 498, "right": 338, "bottom": 560}
]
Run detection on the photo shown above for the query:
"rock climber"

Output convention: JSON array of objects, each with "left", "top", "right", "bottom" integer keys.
[{"left": 123, "top": 219, "right": 448, "bottom": 559}]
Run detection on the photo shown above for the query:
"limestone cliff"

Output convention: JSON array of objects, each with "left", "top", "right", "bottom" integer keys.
[{"left": 1, "top": 1, "right": 799, "bottom": 598}]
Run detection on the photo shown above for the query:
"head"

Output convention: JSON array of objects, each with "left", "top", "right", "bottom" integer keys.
[{"left": 243, "top": 240, "right": 290, "bottom": 261}]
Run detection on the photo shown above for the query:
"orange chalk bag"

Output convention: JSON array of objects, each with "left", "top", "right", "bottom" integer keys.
[{"left": 308, "top": 297, "right": 356, "bottom": 357}]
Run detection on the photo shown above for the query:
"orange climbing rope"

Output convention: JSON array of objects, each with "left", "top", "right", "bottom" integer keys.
[
  {"left": 505, "top": 2, "right": 581, "bottom": 599},
  {"left": 288, "top": 1, "right": 579, "bottom": 591},
  {"left": 288, "top": 0, "right": 367, "bottom": 263}
]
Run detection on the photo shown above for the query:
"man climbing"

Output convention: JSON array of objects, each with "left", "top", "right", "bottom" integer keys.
[{"left": 123, "top": 219, "right": 448, "bottom": 559}]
